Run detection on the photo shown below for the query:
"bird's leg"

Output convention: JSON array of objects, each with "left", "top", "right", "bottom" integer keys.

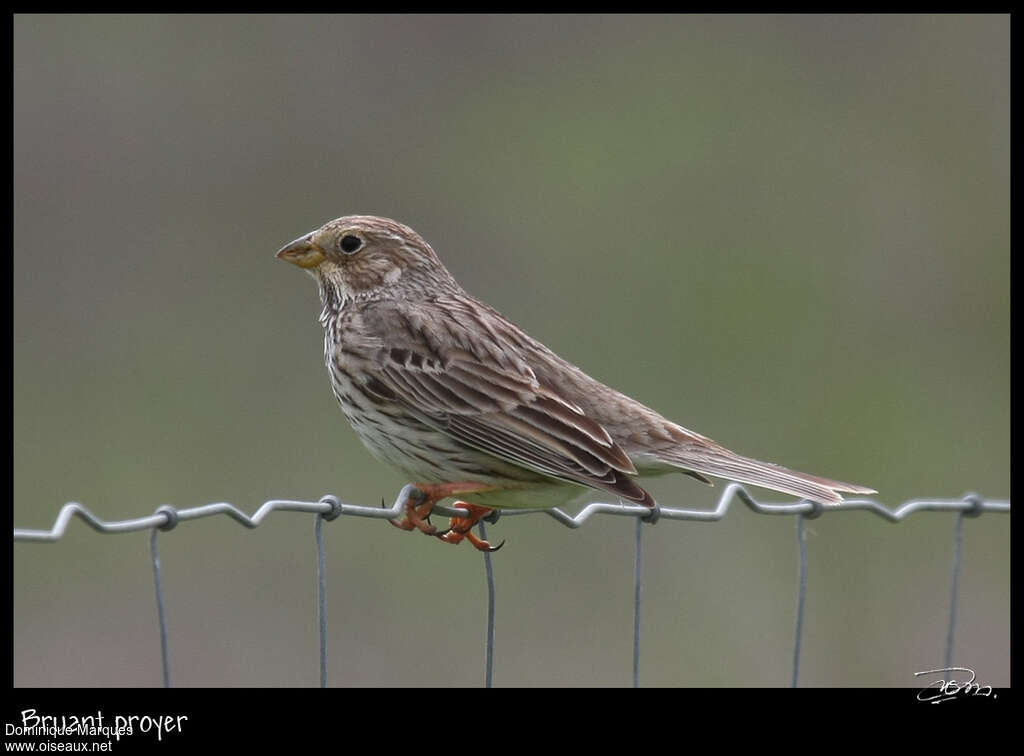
[
  {"left": 389, "top": 481, "right": 496, "bottom": 536},
  {"left": 436, "top": 502, "right": 504, "bottom": 552}
]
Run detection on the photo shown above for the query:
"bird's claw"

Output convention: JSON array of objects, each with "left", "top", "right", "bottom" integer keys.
[
  {"left": 481, "top": 538, "right": 506, "bottom": 553},
  {"left": 435, "top": 527, "right": 505, "bottom": 552},
  {"left": 430, "top": 502, "right": 503, "bottom": 551}
]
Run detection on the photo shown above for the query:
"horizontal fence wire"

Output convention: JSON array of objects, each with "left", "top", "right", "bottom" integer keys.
[
  {"left": 11, "top": 484, "right": 1011, "bottom": 541},
  {"left": 13, "top": 486, "right": 1010, "bottom": 687}
]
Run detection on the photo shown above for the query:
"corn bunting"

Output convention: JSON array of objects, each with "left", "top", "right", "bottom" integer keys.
[{"left": 277, "top": 216, "right": 874, "bottom": 550}]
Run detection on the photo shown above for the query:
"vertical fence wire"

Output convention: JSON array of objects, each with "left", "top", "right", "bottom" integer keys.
[
  {"left": 479, "top": 521, "right": 495, "bottom": 689},
  {"left": 150, "top": 527, "right": 171, "bottom": 689},
  {"left": 791, "top": 513, "right": 808, "bottom": 688},
  {"left": 944, "top": 512, "right": 966, "bottom": 669},
  {"left": 633, "top": 516, "right": 644, "bottom": 689},
  {"left": 315, "top": 514, "right": 328, "bottom": 688}
]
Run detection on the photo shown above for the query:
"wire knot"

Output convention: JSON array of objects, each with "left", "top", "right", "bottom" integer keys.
[
  {"left": 962, "top": 492, "right": 984, "bottom": 518},
  {"left": 802, "top": 500, "right": 824, "bottom": 520},
  {"left": 319, "top": 495, "right": 344, "bottom": 521},
  {"left": 641, "top": 503, "right": 662, "bottom": 525},
  {"left": 155, "top": 505, "right": 179, "bottom": 532},
  {"left": 483, "top": 508, "right": 501, "bottom": 525}
]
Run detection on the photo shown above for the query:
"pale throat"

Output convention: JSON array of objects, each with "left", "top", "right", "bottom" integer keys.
[{"left": 315, "top": 260, "right": 404, "bottom": 321}]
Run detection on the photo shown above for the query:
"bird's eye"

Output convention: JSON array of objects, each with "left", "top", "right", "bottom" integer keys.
[{"left": 340, "top": 235, "right": 363, "bottom": 254}]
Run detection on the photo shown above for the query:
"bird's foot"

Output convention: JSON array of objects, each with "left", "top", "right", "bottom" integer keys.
[
  {"left": 436, "top": 502, "right": 504, "bottom": 552},
  {"left": 389, "top": 481, "right": 496, "bottom": 537},
  {"left": 388, "top": 495, "right": 437, "bottom": 534}
]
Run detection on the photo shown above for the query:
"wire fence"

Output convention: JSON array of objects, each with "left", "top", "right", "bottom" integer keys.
[{"left": 13, "top": 485, "right": 1010, "bottom": 687}]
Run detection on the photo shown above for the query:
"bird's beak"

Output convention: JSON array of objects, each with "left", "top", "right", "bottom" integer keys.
[{"left": 276, "top": 234, "right": 326, "bottom": 269}]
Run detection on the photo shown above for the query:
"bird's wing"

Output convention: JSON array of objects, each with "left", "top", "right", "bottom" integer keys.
[{"left": 359, "top": 301, "right": 654, "bottom": 505}]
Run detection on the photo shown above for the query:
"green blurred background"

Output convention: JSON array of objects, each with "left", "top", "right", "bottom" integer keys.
[{"left": 13, "top": 14, "right": 1008, "bottom": 687}]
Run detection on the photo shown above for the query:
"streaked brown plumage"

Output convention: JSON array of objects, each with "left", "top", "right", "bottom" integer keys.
[{"left": 277, "top": 215, "right": 874, "bottom": 547}]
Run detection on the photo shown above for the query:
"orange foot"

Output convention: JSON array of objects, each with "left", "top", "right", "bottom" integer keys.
[
  {"left": 389, "top": 481, "right": 496, "bottom": 537},
  {"left": 436, "top": 502, "right": 504, "bottom": 552}
]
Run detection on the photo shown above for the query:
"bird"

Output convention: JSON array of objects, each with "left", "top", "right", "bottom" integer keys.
[{"left": 277, "top": 215, "right": 875, "bottom": 551}]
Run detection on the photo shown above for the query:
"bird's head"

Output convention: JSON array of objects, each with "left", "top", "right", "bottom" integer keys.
[{"left": 276, "top": 215, "right": 458, "bottom": 302}]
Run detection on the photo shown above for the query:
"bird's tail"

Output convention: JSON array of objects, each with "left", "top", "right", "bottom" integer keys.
[{"left": 658, "top": 428, "right": 875, "bottom": 505}]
